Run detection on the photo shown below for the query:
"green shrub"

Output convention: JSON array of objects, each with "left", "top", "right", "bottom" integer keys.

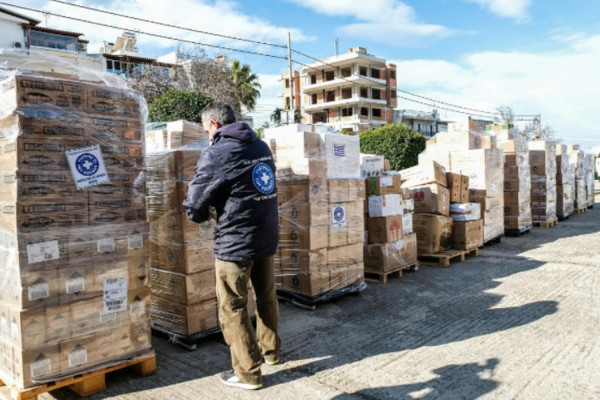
[
  {"left": 148, "top": 89, "right": 212, "bottom": 123},
  {"left": 359, "top": 123, "right": 426, "bottom": 170}
]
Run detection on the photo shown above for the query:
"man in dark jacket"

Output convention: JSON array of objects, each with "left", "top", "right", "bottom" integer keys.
[{"left": 183, "top": 102, "right": 280, "bottom": 390}]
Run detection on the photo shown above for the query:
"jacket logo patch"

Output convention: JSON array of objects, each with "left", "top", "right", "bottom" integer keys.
[{"left": 252, "top": 163, "right": 274, "bottom": 194}]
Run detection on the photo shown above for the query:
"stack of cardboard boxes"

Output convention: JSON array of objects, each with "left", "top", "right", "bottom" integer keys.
[
  {"left": 584, "top": 154, "right": 596, "bottom": 207},
  {"left": 418, "top": 131, "right": 505, "bottom": 243},
  {"left": 568, "top": 145, "right": 587, "bottom": 211},
  {"left": 556, "top": 145, "right": 575, "bottom": 219},
  {"left": 447, "top": 173, "right": 484, "bottom": 250},
  {"left": 264, "top": 124, "right": 364, "bottom": 298},
  {"left": 399, "top": 161, "right": 453, "bottom": 255},
  {"left": 146, "top": 149, "right": 222, "bottom": 336},
  {"left": 529, "top": 141, "right": 558, "bottom": 223},
  {"left": 490, "top": 125, "right": 533, "bottom": 233},
  {"left": 145, "top": 120, "right": 206, "bottom": 152},
  {"left": 0, "top": 71, "right": 152, "bottom": 389},
  {"left": 363, "top": 162, "right": 417, "bottom": 275}
]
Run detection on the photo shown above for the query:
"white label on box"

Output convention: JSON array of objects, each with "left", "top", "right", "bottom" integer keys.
[
  {"left": 130, "top": 300, "right": 145, "bottom": 317},
  {"left": 127, "top": 234, "right": 144, "bottom": 249},
  {"left": 331, "top": 204, "right": 347, "bottom": 228},
  {"left": 68, "top": 349, "right": 88, "bottom": 367},
  {"left": 99, "top": 310, "right": 117, "bottom": 323},
  {"left": 30, "top": 358, "right": 51, "bottom": 378},
  {"left": 66, "top": 145, "right": 109, "bottom": 190},
  {"left": 66, "top": 277, "right": 85, "bottom": 294},
  {"left": 27, "top": 240, "right": 60, "bottom": 264},
  {"left": 391, "top": 240, "right": 404, "bottom": 251},
  {"left": 28, "top": 283, "right": 50, "bottom": 301},
  {"left": 97, "top": 237, "right": 115, "bottom": 253},
  {"left": 103, "top": 277, "right": 128, "bottom": 313},
  {"left": 380, "top": 176, "right": 393, "bottom": 187}
]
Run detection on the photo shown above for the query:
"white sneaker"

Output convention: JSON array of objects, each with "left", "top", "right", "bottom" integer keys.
[{"left": 219, "top": 370, "right": 262, "bottom": 390}]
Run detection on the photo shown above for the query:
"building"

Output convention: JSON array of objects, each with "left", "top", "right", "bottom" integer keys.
[
  {"left": 394, "top": 109, "right": 450, "bottom": 138},
  {"left": 0, "top": 6, "right": 102, "bottom": 72},
  {"left": 281, "top": 46, "right": 397, "bottom": 134}
]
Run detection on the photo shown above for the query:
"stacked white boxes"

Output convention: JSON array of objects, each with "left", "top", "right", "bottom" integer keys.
[
  {"left": 528, "top": 141, "right": 558, "bottom": 223},
  {"left": 556, "top": 145, "right": 575, "bottom": 218},
  {"left": 264, "top": 124, "right": 364, "bottom": 298},
  {"left": 568, "top": 145, "right": 587, "bottom": 211}
]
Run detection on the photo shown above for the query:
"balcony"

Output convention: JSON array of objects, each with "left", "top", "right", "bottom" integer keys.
[
  {"left": 303, "top": 74, "right": 386, "bottom": 92},
  {"left": 303, "top": 96, "right": 387, "bottom": 111}
]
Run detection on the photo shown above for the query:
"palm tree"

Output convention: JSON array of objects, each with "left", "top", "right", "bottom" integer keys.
[
  {"left": 270, "top": 107, "right": 283, "bottom": 126},
  {"left": 230, "top": 59, "right": 261, "bottom": 115}
]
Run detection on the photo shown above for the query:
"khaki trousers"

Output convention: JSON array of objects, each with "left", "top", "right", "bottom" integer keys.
[{"left": 215, "top": 257, "right": 280, "bottom": 385}]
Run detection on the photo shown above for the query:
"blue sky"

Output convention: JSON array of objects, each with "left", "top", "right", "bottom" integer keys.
[{"left": 10, "top": 0, "right": 600, "bottom": 148}]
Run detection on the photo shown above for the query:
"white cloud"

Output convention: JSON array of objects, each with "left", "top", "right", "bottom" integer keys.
[
  {"left": 464, "top": 0, "right": 531, "bottom": 22},
  {"left": 284, "top": 0, "right": 458, "bottom": 46},
  {"left": 391, "top": 34, "right": 600, "bottom": 147},
  {"left": 13, "top": 0, "right": 313, "bottom": 56}
]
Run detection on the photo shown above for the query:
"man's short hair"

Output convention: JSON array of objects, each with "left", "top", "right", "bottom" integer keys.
[{"left": 201, "top": 102, "right": 237, "bottom": 126}]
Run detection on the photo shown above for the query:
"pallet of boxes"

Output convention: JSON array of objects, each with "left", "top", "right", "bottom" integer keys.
[
  {"left": 398, "top": 162, "right": 458, "bottom": 267},
  {"left": 556, "top": 144, "right": 575, "bottom": 220},
  {"left": 0, "top": 70, "right": 155, "bottom": 398},
  {"left": 487, "top": 124, "right": 533, "bottom": 236},
  {"left": 417, "top": 129, "right": 505, "bottom": 245},
  {"left": 362, "top": 154, "right": 418, "bottom": 283},
  {"left": 529, "top": 141, "right": 558, "bottom": 228},
  {"left": 263, "top": 124, "right": 366, "bottom": 308},
  {"left": 584, "top": 153, "right": 596, "bottom": 208},
  {"left": 145, "top": 122, "right": 256, "bottom": 349},
  {"left": 568, "top": 145, "right": 588, "bottom": 214}
]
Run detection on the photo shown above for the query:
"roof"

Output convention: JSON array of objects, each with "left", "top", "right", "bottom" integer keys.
[
  {"left": 23, "top": 24, "right": 84, "bottom": 38},
  {"left": 0, "top": 6, "right": 40, "bottom": 25},
  {"left": 103, "top": 53, "right": 177, "bottom": 68}
]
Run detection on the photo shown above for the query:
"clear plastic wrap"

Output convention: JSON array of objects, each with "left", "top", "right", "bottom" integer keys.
[
  {"left": 363, "top": 233, "right": 417, "bottom": 273},
  {"left": 528, "top": 141, "right": 557, "bottom": 221},
  {"left": 499, "top": 137, "right": 532, "bottom": 231},
  {"left": 555, "top": 145, "right": 575, "bottom": 217},
  {"left": 275, "top": 177, "right": 366, "bottom": 296},
  {"left": 0, "top": 62, "right": 151, "bottom": 389},
  {"left": 263, "top": 124, "right": 361, "bottom": 180}
]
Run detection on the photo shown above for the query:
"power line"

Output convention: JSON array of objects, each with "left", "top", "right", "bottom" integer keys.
[
  {"left": 396, "top": 94, "right": 498, "bottom": 120},
  {"left": 1, "top": 2, "right": 287, "bottom": 60},
  {"left": 49, "top": 0, "right": 287, "bottom": 49}
]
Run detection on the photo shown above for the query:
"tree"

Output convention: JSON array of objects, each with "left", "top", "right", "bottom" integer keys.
[
  {"left": 230, "top": 59, "right": 261, "bottom": 114},
  {"left": 256, "top": 121, "right": 270, "bottom": 139},
  {"left": 359, "top": 123, "right": 426, "bottom": 170},
  {"left": 294, "top": 108, "right": 302, "bottom": 123},
  {"left": 496, "top": 104, "right": 557, "bottom": 141},
  {"left": 148, "top": 89, "right": 212, "bottom": 123},
  {"left": 270, "top": 107, "right": 283, "bottom": 126}
]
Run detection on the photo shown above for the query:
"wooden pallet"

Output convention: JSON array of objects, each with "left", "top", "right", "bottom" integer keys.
[
  {"left": 533, "top": 218, "right": 558, "bottom": 228},
  {"left": 418, "top": 248, "right": 478, "bottom": 267},
  {"left": 0, "top": 352, "right": 156, "bottom": 400},
  {"left": 483, "top": 234, "right": 503, "bottom": 246},
  {"left": 277, "top": 281, "right": 367, "bottom": 310},
  {"left": 364, "top": 263, "right": 418, "bottom": 283},
  {"left": 574, "top": 207, "right": 587, "bottom": 214},
  {"left": 505, "top": 226, "right": 532, "bottom": 237}
]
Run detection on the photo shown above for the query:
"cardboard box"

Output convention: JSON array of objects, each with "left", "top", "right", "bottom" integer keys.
[
  {"left": 410, "top": 183, "right": 450, "bottom": 216},
  {"left": 450, "top": 202, "right": 481, "bottom": 221},
  {"left": 367, "top": 215, "right": 403, "bottom": 243},
  {"left": 446, "top": 172, "right": 461, "bottom": 203},
  {"left": 57, "top": 264, "right": 95, "bottom": 304},
  {"left": 400, "top": 161, "right": 447, "bottom": 188},
  {"left": 150, "top": 296, "right": 218, "bottom": 335},
  {"left": 11, "top": 308, "right": 47, "bottom": 349},
  {"left": 364, "top": 233, "right": 417, "bottom": 272},
  {"left": 281, "top": 272, "right": 330, "bottom": 297},
  {"left": 150, "top": 268, "right": 216, "bottom": 305},
  {"left": 278, "top": 224, "right": 328, "bottom": 251},
  {"left": 412, "top": 214, "right": 453, "bottom": 254},
  {"left": 368, "top": 194, "right": 403, "bottom": 217},
  {"left": 365, "top": 175, "right": 402, "bottom": 196},
  {"left": 1, "top": 199, "right": 88, "bottom": 233},
  {"left": 18, "top": 344, "right": 61, "bottom": 389},
  {"left": 460, "top": 175, "right": 470, "bottom": 203},
  {"left": 451, "top": 220, "right": 483, "bottom": 250},
  {"left": 279, "top": 248, "right": 328, "bottom": 273},
  {"left": 360, "top": 154, "right": 385, "bottom": 177},
  {"left": 328, "top": 243, "right": 363, "bottom": 267},
  {"left": 402, "top": 213, "right": 413, "bottom": 235}
]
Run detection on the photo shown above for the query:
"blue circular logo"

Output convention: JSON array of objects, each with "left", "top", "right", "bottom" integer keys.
[
  {"left": 333, "top": 206, "right": 345, "bottom": 222},
  {"left": 252, "top": 163, "right": 274, "bottom": 194},
  {"left": 75, "top": 153, "right": 99, "bottom": 176}
]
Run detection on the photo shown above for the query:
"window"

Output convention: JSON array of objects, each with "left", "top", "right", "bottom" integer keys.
[
  {"left": 372, "top": 108, "right": 382, "bottom": 118},
  {"left": 417, "top": 123, "right": 421, "bottom": 132},
  {"left": 310, "top": 74, "right": 317, "bottom": 84},
  {"left": 285, "top": 79, "right": 290, "bottom": 88},
  {"left": 341, "top": 88, "right": 352, "bottom": 99},
  {"left": 361, "top": 107, "right": 369, "bottom": 116},
  {"left": 313, "top": 112, "right": 327, "bottom": 123},
  {"left": 325, "top": 71, "right": 335, "bottom": 81},
  {"left": 341, "top": 67, "right": 351, "bottom": 77},
  {"left": 372, "top": 89, "right": 381, "bottom": 100},
  {"left": 114, "top": 61, "right": 121, "bottom": 71},
  {"left": 311, "top": 93, "right": 318, "bottom": 104},
  {"left": 30, "top": 31, "right": 77, "bottom": 52},
  {"left": 371, "top": 68, "right": 380, "bottom": 79},
  {"left": 391, "top": 89, "right": 397, "bottom": 99},
  {"left": 106, "top": 60, "right": 113, "bottom": 70},
  {"left": 341, "top": 107, "right": 353, "bottom": 117},
  {"left": 390, "top": 70, "right": 396, "bottom": 79},
  {"left": 326, "top": 91, "right": 335, "bottom": 102},
  {"left": 359, "top": 66, "right": 367, "bottom": 76},
  {"left": 360, "top": 87, "right": 368, "bottom": 98}
]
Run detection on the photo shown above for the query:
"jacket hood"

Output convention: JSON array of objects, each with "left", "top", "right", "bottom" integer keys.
[{"left": 214, "top": 122, "right": 257, "bottom": 144}]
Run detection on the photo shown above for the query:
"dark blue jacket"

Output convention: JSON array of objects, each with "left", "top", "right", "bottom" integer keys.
[{"left": 183, "top": 122, "right": 278, "bottom": 261}]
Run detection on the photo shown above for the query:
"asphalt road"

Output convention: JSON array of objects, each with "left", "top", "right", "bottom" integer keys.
[{"left": 9, "top": 197, "right": 600, "bottom": 400}]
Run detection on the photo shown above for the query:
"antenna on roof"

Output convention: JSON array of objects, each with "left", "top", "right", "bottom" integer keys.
[{"left": 334, "top": 38, "right": 339, "bottom": 56}]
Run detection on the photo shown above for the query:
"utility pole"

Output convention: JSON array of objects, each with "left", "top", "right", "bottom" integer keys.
[{"left": 287, "top": 32, "right": 294, "bottom": 124}]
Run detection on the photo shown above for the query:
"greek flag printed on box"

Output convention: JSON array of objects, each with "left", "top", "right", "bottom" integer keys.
[{"left": 333, "top": 144, "right": 346, "bottom": 157}]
